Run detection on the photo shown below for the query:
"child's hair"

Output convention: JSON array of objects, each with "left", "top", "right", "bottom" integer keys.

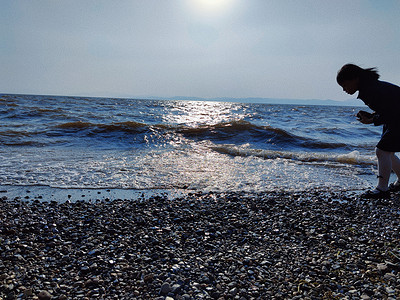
[{"left": 336, "top": 64, "right": 379, "bottom": 85}]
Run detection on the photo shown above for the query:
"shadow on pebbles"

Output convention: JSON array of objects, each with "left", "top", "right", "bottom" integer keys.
[{"left": 1, "top": 190, "right": 400, "bottom": 299}]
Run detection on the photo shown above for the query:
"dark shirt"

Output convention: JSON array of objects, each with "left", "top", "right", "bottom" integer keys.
[{"left": 358, "top": 79, "right": 400, "bottom": 126}]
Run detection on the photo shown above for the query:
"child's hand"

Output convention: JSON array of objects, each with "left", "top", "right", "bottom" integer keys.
[{"left": 356, "top": 110, "right": 374, "bottom": 124}]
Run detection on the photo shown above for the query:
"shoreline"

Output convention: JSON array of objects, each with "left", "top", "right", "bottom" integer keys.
[
  {"left": 0, "top": 185, "right": 191, "bottom": 203},
  {"left": 0, "top": 184, "right": 369, "bottom": 204},
  {"left": 1, "top": 190, "right": 400, "bottom": 299}
]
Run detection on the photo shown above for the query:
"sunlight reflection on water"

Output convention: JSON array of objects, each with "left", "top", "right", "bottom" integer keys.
[{"left": 162, "top": 100, "right": 253, "bottom": 126}]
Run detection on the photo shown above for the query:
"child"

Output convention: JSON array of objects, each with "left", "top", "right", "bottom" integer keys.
[{"left": 337, "top": 64, "right": 400, "bottom": 199}]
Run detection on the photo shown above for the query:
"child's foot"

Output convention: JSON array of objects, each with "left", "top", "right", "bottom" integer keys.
[
  {"left": 361, "top": 188, "right": 390, "bottom": 199},
  {"left": 389, "top": 180, "right": 400, "bottom": 192}
]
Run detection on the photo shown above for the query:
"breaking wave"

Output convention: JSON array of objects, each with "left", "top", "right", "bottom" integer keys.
[
  {"left": 212, "top": 144, "right": 376, "bottom": 166},
  {"left": 47, "top": 119, "right": 349, "bottom": 152}
]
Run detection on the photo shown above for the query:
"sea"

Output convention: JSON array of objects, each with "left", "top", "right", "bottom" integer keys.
[{"left": 0, "top": 94, "right": 385, "bottom": 199}]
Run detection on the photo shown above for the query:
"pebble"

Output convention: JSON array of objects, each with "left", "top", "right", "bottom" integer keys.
[
  {"left": 1, "top": 190, "right": 400, "bottom": 298},
  {"left": 37, "top": 290, "right": 52, "bottom": 300},
  {"left": 377, "top": 263, "right": 388, "bottom": 272},
  {"left": 159, "top": 282, "right": 172, "bottom": 296}
]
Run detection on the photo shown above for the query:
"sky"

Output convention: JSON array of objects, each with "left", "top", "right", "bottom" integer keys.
[{"left": 1, "top": 0, "right": 400, "bottom": 102}]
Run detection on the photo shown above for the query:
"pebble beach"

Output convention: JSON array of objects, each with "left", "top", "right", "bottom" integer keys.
[{"left": 1, "top": 189, "right": 400, "bottom": 299}]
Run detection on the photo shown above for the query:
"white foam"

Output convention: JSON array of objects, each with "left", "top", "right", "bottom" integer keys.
[
  {"left": 211, "top": 144, "right": 376, "bottom": 166},
  {"left": 0, "top": 145, "right": 375, "bottom": 192}
]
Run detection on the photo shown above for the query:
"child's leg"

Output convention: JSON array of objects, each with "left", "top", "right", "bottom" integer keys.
[
  {"left": 376, "top": 148, "right": 392, "bottom": 191},
  {"left": 390, "top": 153, "right": 400, "bottom": 180}
]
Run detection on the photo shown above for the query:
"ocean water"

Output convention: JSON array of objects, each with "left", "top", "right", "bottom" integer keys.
[{"left": 0, "top": 94, "right": 382, "bottom": 193}]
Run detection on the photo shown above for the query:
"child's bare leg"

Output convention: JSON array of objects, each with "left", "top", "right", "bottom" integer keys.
[
  {"left": 376, "top": 148, "right": 392, "bottom": 191},
  {"left": 390, "top": 153, "right": 400, "bottom": 181}
]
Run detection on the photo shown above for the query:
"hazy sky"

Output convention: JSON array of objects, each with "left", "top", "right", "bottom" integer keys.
[{"left": 1, "top": 0, "right": 400, "bottom": 101}]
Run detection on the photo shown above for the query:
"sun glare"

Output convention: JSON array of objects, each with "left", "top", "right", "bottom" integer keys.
[
  {"left": 188, "top": 0, "right": 236, "bottom": 17},
  {"left": 194, "top": 0, "right": 231, "bottom": 11}
]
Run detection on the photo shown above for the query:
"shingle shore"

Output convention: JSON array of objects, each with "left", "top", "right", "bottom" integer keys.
[{"left": 1, "top": 190, "right": 400, "bottom": 299}]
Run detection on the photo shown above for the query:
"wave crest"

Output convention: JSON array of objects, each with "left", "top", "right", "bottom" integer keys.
[
  {"left": 55, "top": 121, "right": 147, "bottom": 132},
  {"left": 51, "top": 119, "right": 350, "bottom": 152},
  {"left": 212, "top": 144, "right": 376, "bottom": 166}
]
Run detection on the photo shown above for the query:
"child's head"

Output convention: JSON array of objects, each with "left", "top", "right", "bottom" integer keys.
[{"left": 336, "top": 64, "right": 379, "bottom": 85}]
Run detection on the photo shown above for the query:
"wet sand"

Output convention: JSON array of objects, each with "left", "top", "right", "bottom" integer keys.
[{"left": 1, "top": 188, "right": 400, "bottom": 299}]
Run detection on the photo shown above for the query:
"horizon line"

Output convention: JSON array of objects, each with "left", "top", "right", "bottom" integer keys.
[{"left": 1, "top": 92, "right": 361, "bottom": 106}]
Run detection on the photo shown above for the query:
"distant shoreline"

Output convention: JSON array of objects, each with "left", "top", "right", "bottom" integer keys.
[{"left": 1, "top": 93, "right": 363, "bottom": 107}]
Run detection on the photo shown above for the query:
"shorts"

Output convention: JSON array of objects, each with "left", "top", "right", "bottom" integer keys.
[{"left": 376, "top": 123, "right": 400, "bottom": 152}]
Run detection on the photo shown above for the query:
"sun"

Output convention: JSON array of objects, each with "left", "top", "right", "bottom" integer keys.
[
  {"left": 193, "top": 0, "right": 232, "bottom": 12},
  {"left": 189, "top": 0, "right": 236, "bottom": 17}
]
